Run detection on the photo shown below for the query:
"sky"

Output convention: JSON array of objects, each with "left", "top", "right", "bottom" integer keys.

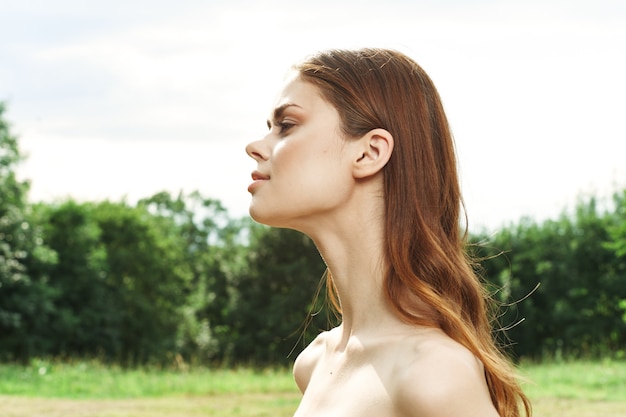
[{"left": 0, "top": 0, "right": 624, "bottom": 231}]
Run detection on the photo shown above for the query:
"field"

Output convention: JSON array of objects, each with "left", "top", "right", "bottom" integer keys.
[{"left": 0, "top": 359, "right": 625, "bottom": 416}]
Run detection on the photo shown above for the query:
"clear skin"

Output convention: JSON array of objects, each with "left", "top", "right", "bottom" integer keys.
[{"left": 246, "top": 74, "right": 500, "bottom": 417}]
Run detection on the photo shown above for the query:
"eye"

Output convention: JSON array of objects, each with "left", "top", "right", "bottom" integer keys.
[{"left": 276, "top": 120, "right": 295, "bottom": 134}]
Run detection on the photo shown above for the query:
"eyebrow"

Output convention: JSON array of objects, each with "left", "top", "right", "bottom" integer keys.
[{"left": 267, "top": 103, "right": 302, "bottom": 129}]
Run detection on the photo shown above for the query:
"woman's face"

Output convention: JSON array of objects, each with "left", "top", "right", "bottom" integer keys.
[{"left": 245, "top": 74, "right": 357, "bottom": 229}]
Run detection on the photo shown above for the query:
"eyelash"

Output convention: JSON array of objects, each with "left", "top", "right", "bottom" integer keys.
[{"left": 276, "top": 121, "right": 295, "bottom": 134}]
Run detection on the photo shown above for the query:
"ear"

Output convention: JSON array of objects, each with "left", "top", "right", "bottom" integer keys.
[{"left": 352, "top": 128, "right": 394, "bottom": 179}]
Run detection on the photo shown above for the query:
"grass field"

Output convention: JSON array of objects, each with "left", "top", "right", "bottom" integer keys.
[{"left": 0, "top": 359, "right": 625, "bottom": 416}]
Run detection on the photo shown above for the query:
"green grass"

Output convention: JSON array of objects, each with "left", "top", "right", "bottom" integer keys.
[
  {"left": 1, "top": 359, "right": 625, "bottom": 417},
  {"left": 521, "top": 359, "right": 626, "bottom": 402},
  {"left": 0, "top": 359, "right": 296, "bottom": 399}
]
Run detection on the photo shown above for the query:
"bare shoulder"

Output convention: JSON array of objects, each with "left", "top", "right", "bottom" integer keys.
[
  {"left": 292, "top": 329, "right": 331, "bottom": 393},
  {"left": 393, "top": 329, "right": 500, "bottom": 417}
]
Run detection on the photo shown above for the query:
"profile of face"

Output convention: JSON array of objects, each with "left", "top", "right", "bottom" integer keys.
[{"left": 245, "top": 73, "right": 359, "bottom": 231}]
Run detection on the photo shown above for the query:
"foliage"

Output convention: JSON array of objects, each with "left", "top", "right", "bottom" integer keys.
[
  {"left": 474, "top": 195, "right": 626, "bottom": 359},
  {"left": 137, "top": 191, "right": 238, "bottom": 363},
  {"left": 12, "top": 200, "right": 194, "bottom": 365},
  {"left": 0, "top": 103, "right": 57, "bottom": 361},
  {"left": 227, "top": 226, "right": 331, "bottom": 365}
]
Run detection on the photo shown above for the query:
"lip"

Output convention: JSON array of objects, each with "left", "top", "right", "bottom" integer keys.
[
  {"left": 251, "top": 171, "right": 269, "bottom": 181},
  {"left": 248, "top": 171, "right": 269, "bottom": 193}
]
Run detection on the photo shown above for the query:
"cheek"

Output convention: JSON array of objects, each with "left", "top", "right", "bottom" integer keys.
[
  {"left": 271, "top": 132, "right": 349, "bottom": 194},
  {"left": 272, "top": 138, "right": 320, "bottom": 174},
  {"left": 271, "top": 141, "right": 299, "bottom": 178}
]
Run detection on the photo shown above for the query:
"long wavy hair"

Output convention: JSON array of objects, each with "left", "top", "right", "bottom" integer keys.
[{"left": 295, "top": 48, "right": 531, "bottom": 417}]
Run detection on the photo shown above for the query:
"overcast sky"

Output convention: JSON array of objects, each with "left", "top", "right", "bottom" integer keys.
[{"left": 1, "top": 0, "right": 624, "bottom": 231}]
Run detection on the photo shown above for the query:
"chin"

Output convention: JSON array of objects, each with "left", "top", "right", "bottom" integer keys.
[
  {"left": 248, "top": 204, "right": 297, "bottom": 230},
  {"left": 248, "top": 204, "right": 276, "bottom": 227},
  {"left": 248, "top": 204, "right": 264, "bottom": 223}
]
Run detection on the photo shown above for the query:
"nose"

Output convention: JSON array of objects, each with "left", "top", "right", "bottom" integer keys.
[{"left": 246, "top": 137, "right": 269, "bottom": 162}]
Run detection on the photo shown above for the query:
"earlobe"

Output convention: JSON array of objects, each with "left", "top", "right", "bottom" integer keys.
[{"left": 352, "top": 128, "right": 394, "bottom": 179}]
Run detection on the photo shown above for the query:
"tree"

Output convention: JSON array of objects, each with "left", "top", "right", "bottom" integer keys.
[
  {"left": 228, "top": 227, "right": 331, "bottom": 365},
  {"left": 0, "top": 102, "right": 57, "bottom": 360},
  {"left": 90, "top": 200, "right": 193, "bottom": 365},
  {"left": 475, "top": 194, "right": 626, "bottom": 359},
  {"left": 138, "top": 191, "right": 236, "bottom": 363},
  {"left": 606, "top": 190, "right": 626, "bottom": 258},
  {"left": 605, "top": 190, "right": 626, "bottom": 332},
  {"left": 31, "top": 200, "right": 116, "bottom": 357}
]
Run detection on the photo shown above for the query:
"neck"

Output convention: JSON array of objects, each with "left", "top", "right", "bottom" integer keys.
[{"left": 304, "top": 199, "right": 404, "bottom": 349}]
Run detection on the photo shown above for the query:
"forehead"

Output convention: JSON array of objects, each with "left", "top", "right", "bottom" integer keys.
[{"left": 273, "top": 74, "right": 325, "bottom": 110}]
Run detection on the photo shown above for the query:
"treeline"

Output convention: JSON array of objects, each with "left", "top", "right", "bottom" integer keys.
[
  {"left": 1, "top": 103, "right": 625, "bottom": 366},
  {"left": 2, "top": 191, "right": 330, "bottom": 366},
  {"left": 473, "top": 195, "right": 626, "bottom": 359}
]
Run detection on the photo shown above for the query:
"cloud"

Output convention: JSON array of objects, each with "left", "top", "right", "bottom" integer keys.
[{"left": 2, "top": 0, "right": 625, "bottom": 229}]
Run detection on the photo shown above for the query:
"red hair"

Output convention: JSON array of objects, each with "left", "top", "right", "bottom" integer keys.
[{"left": 296, "top": 48, "right": 531, "bottom": 417}]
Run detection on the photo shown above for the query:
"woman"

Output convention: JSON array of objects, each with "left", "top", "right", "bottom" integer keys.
[{"left": 246, "top": 48, "right": 531, "bottom": 417}]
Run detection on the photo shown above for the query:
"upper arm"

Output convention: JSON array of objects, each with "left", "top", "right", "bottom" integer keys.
[
  {"left": 394, "top": 346, "right": 500, "bottom": 417},
  {"left": 293, "top": 332, "right": 326, "bottom": 393}
]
